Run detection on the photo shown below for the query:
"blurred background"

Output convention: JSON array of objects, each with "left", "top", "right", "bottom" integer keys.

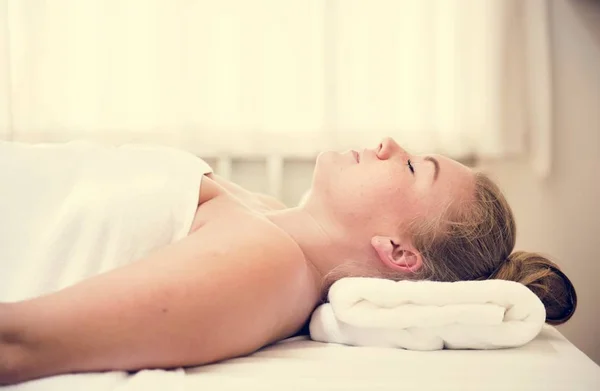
[{"left": 1, "top": 0, "right": 599, "bottom": 363}]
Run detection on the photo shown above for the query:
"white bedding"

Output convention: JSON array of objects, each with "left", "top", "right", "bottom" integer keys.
[
  {"left": 0, "top": 140, "right": 212, "bottom": 303},
  {"left": 6, "top": 326, "right": 599, "bottom": 391}
]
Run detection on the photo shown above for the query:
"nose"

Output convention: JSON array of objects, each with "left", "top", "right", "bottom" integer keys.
[{"left": 377, "top": 137, "right": 404, "bottom": 160}]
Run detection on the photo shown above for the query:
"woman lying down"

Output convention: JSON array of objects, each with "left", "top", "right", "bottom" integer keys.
[{"left": 0, "top": 137, "right": 577, "bottom": 385}]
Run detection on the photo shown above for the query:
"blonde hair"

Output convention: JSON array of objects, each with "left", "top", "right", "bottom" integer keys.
[
  {"left": 327, "top": 172, "right": 577, "bottom": 325},
  {"left": 415, "top": 173, "right": 577, "bottom": 325}
]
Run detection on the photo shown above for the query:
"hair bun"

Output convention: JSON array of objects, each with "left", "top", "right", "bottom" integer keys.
[{"left": 492, "top": 251, "right": 577, "bottom": 325}]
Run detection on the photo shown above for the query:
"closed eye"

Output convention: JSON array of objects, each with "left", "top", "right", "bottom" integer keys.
[{"left": 407, "top": 159, "right": 415, "bottom": 174}]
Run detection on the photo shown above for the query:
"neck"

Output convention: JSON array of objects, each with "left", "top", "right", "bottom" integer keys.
[{"left": 265, "top": 206, "right": 351, "bottom": 287}]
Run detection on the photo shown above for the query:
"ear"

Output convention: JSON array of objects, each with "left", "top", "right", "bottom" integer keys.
[{"left": 370, "top": 235, "right": 423, "bottom": 274}]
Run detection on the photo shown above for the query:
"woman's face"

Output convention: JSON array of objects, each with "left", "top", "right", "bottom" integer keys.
[{"left": 308, "top": 137, "right": 475, "bottom": 236}]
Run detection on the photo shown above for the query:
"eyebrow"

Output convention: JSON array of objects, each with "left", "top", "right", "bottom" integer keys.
[{"left": 424, "top": 156, "right": 440, "bottom": 182}]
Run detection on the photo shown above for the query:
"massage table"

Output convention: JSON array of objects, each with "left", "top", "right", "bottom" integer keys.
[{"left": 4, "top": 325, "right": 598, "bottom": 391}]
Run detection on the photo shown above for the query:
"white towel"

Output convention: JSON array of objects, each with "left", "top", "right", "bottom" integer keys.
[
  {"left": 309, "top": 277, "right": 546, "bottom": 350},
  {"left": 0, "top": 140, "right": 212, "bottom": 302}
]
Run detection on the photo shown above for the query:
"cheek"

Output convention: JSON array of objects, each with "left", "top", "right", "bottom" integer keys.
[
  {"left": 313, "top": 161, "right": 423, "bottom": 219},
  {"left": 351, "top": 173, "right": 409, "bottom": 211},
  {"left": 363, "top": 172, "right": 429, "bottom": 221}
]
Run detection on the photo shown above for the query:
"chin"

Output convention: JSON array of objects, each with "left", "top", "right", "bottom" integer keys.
[
  {"left": 315, "top": 150, "right": 338, "bottom": 165},
  {"left": 312, "top": 151, "right": 335, "bottom": 178},
  {"left": 298, "top": 189, "right": 312, "bottom": 206}
]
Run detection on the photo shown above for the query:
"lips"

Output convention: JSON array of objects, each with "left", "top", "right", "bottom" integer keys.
[{"left": 352, "top": 150, "right": 360, "bottom": 163}]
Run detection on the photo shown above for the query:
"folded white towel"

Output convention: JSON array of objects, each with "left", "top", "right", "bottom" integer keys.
[{"left": 309, "top": 277, "right": 546, "bottom": 350}]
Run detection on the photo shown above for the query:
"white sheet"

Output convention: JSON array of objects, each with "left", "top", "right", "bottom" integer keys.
[
  {"left": 6, "top": 326, "right": 599, "bottom": 391},
  {"left": 0, "top": 140, "right": 212, "bottom": 302}
]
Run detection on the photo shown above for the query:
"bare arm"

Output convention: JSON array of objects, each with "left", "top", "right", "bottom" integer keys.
[{"left": 0, "top": 219, "right": 309, "bottom": 384}]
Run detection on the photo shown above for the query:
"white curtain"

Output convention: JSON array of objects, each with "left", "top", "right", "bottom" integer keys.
[{"left": 0, "top": 0, "right": 551, "bottom": 173}]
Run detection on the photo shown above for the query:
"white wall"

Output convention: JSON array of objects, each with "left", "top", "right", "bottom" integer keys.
[{"left": 485, "top": 0, "right": 600, "bottom": 364}]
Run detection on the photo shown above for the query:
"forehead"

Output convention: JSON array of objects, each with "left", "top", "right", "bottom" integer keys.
[{"left": 433, "top": 154, "right": 475, "bottom": 203}]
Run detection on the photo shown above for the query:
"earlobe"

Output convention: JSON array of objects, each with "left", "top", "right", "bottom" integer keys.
[{"left": 371, "top": 235, "right": 423, "bottom": 274}]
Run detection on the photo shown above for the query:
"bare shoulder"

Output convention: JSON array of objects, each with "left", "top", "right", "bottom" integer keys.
[
  {"left": 187, "top": 213, "right": 319, "bottom": 340},
  {"left": 197, "top": 215, "right": 314, "bottom": 301},
  {"left": 243, "top": 222, "right": 319, "bottom": 338}
]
